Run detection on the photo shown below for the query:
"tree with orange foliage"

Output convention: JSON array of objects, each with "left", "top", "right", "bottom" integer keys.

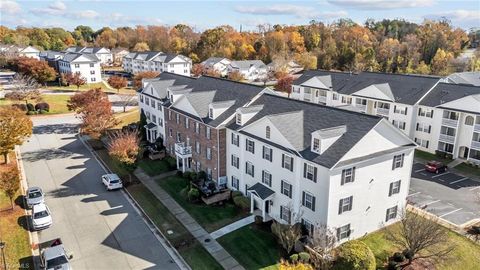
[
  {"left": 133, "top": 71, "right": 159, "bottom": 89},
  {"left": 227, "top": 70, "right": 244, "bottom": 81},
  {"left": 276, "top": 75, "right": 294, "bottom": 97},
  {"left": 65, "top": 72, "right": 87, "bottom": 90},
  {"left": 107, "top": 130, "right": 139, "bottom": 183},
  {"left": 13, "top": 57, "right": 56, "bottom": 85},
  {"left": 107, "top": 75, "right": 128, "bottom": 93},
  {"left": 191, "top": 63, "right": 204, "bottom": 77}
]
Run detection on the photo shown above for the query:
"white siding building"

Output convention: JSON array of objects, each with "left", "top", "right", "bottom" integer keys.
[
  {"left": 58, "top": 53, "right": 101, "bottom": 84},
  {"left": 64, "top": 46, "right": 113, "bottom": 65},
  {"left": 227, "top": 60, "right": 268, "bottom": 82},
  {"left": 0, "top": 45, "right": 40, "bottom": 59},
  {"left": 201, "top": 57, "right": 232, "bottom": 76},
  {"left": 226, "top": 94, "right": 415, "bottom": 242},
  {"left": 290, "top": 70, "right": 480, "bottom": 164},
  {"left": 123, "top": 51, "right": 192, "bottom": 76}
]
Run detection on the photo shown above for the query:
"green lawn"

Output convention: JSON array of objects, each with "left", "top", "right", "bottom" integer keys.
[
  {"left": 453, "top": 162, "right": 480, "bottom": 179},
  {"left": 46, "top": 82, "right": 134, "bottom": 94},
  {"left": 127, "top": 183, "right": 222, "bottom": 270},
  {"left": 137, "top": 157, "right": 175, "bottom": 177},
  {"left": 414, "top": 149, "right": 451, "bottom": 163},
  {"left": 218, "top": 225, "right": 283, "bottom": 270},
  {"left": 0, "top": 94, "right": 71, "bottom": 114},
  {"left": 114, "top": 109, "right": 139, "bottom": 128},
  {"left": 361, "top": 222, "right": 480, "bottom": 270},
  {"left": 95, "top": 148, "right": 131, "bottom": 178},
  {"left": 157, "top": 176, "right": 249, "bottom": 232}
]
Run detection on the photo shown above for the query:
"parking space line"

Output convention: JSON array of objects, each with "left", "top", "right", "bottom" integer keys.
[
  {"left": 407, "top": 192, "right": 421, "bottom": 197},
  {"left": 450, "top": 177, "right": 469, "bottom": 184},
  {"left": 439, "top": 208, "right": 463, "bottom": 218},
  {"left": 414, "top": 168, "right": 425, "bottom": 173},
  {"left": 423, "top": 199, "right": 441, "bottom": 206},
  {"left": 469, "top": 186, "right": 480, "bottom": 191},
  {"left": 432, "top": 172, "right": 449, "bottom": 178}
]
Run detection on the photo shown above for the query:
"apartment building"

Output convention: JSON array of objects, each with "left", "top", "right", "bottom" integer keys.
[
  {"left": 123, "top": 51, "right": 192, "bottom": 76},
  {"left": 290, "top": 70, "right": 480, "bottom": 164},
  {"left": 227, "top": 60, "right": 268, "bottom": 81},
  {"left": 137, "top": 72, "right": 267, "bottom": 181},
  {"left": 64, "top": 46, "right": 113, "bottom": 65},
  {"left": 0, "top": 44, "right": 40, "bottom": 59},
  {"left": 201, "top": 57, "right": 232, "bottom": 77},
  {"left": 226, "top": 93, "right": 415, "bottom": 241},
  {"left": 58, "top": 53, "right": 101, "bottom": 83}
]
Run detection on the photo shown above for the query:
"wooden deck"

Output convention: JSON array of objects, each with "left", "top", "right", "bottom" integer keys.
[{"left": 201, "top": 189, "right": 231, "bottom": 205}]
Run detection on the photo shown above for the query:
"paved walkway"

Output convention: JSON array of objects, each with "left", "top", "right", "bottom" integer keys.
[
  {"left": 447, "top": 158, "right": 464, "bottom": 168},
  {"left": 210, "top": 215, "right": 254, "bottom": 239},
  {"left": 134, "top": 169, "right": 245, "bottom": 270}
]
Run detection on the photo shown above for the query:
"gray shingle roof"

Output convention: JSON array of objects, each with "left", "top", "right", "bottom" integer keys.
[
  {"left": 61, "top": 52, "right": 99, "bottom": 63},
  {"left": 229, "top": 93, "right": 383, "bottom": 168},
  {"left": 202, "top": 57, "right": 229, "bottom": 65},
  {"left": 419, "top": 82, "right": 480, "bottom": 107},
  {"left": 447, "top": 72, "right": 480, "bottom": 86},
  {"left": 248, "top": 183, "right": 275, "bottom": 199},
  {"left": 229, "top": 60, "right": 266, "bottom": 70},
  {"left": 294, "top": 70, "right": 441, "bottom": 105}
]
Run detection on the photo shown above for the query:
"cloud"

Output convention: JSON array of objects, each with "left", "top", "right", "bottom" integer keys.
[
  {"left": 235, "top": 4, "right": 347, "bottom": 19},
  {"left": 0, "top": 0, "right": 21, "bottom": 14},
  {"left": 49, "top": 1, "right": 66, "bottom": 11},
  {"left": 68, "top": 10, "right": 100, "bottom": 19},
  {"left": 425, "top": 10, "right": 480, "bottom": 22},
  {"left": 327, "top": 0, "right": 435, "bottom": 10}
]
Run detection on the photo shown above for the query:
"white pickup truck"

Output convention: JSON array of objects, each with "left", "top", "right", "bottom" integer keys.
[{"left": 40, "top": 239, "right": 73, "bottom": 270}]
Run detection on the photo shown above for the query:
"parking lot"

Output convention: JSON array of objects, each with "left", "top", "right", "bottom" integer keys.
[{"left": 409, "top": 162, "right": 480, "bottom": 226}]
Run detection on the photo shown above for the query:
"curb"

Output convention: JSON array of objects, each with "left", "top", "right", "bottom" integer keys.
[
  {"left": 15, "top": 146, "right": 40, "bottom": 270},
  {"left": 78, "top": 135, "right": 190, "bottom": 270}
]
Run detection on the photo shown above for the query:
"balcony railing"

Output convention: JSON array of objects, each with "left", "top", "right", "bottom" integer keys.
[
  {"left": 175, "top": 142, "right": 192, "bottom": 157},
  {"left": 441, "top": 118, "right": 458, "bottom": 127},
  {"left": 356, "top": 104, "right": 367, "bottom": 112},
  {"left": 474, "top": 124, "right": 480, "bottom": 133},
  {"left": 471, "top": 140, "right": 480, "bottom": 150},
  {"left": 317, "top": 96, "right": 327, "bottom": 104},
  {"left": 376, "top": 107, "right": 390, "bottom": 116},
  {"left": 439, "top": 134, "right": 455, "bottom": 144}
]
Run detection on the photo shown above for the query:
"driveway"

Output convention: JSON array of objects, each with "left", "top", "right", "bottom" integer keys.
[
  {"left": 20, "top": 114, "right": 180, "bottom": 270},
  {"left": 409, "top": 162, "right": 480, "bottom": 226}
]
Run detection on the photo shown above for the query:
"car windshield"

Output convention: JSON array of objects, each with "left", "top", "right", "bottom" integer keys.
[
  {"left": 29, "top": 191, "right": 42, "bottom": 199},
  {"left": 34, "top": 210, "right": 49, "bottom": 219},
  {"left": 46, "top": 256, "right": 68, "bottom": 268},
  {"left": 110, "top": 179, "right": 120, "bottom": 184}
]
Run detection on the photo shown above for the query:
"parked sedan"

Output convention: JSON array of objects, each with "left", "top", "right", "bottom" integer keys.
[
  {"left": 102, "top": 174, "right": 123, "bottom": 191},
  {"left": 32, "top": 203, "right": 53, "bottom": 230},
  {"left": 425, "top": 161, "right": 448, "bottom": 174},
  {"left": 26, "top": 187, "right": 45, "bottom": 208}
]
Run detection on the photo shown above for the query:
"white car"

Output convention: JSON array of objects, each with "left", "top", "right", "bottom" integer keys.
[
  {"left": 40, "top": 239, "right": 72, "bottom": 270},
  {"left": 26, "top": 186, "right": 45, "bottom": 208},
  {"left": 102, "top": 174, "right": 123, "bottom": 191},
  {"left": 32, "top": 203, "right": 53, "bottom": 230}
]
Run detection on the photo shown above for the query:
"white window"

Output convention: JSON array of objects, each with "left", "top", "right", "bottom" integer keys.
[
  {"left": 392, "top": 154, "right": 405, "bottom": 170},
  {"left": 337, "top": 224, "right": 351, "bottom": 240},
  {"left": 90, "top": 70, "right": 95, "bottom": 75},
  {"left": 152, "top": 115, "right": 156, "bottom": 124},
  {"left": 414, "top": 138, "right": 429, "bottom": 148},
  {"left": 246, "top": 139, "right": 255, "bottom": 153},
  {"left": 206, "top": 127, "right": 211, "bottom": 139},
  {"left": 282, "top": 154, "right": 293, "bottom": 171},
  {"left": 341, "top": 96, "right": 352, "bottom": 104},
  {"left": 304, "top": 163, "right": 317, "bottom": 182},
  {"left": 262, "top": 146, "right": 272, "bottom": 162},
  {"left": 195, "top": 122, "right": 200, "bottom": 133},
  {"left": 393, "top": 105, "right": 408, "bottom": 115},
  {"left": 231, "top": 133, "right": 239, "bottom": 146},
  {"left": 389, "top": 180, "right": 401, "bottom": 196},
  {"left": 302, "top": 219, "right": 314, "bottom": 235},
  {"left": 338, "top": 196, "right": 353, "bottom": 214},
  {"left": 313, "top": 138, "right": 320, "bottom": 152},
  {"left": 281, "top": 181, "right": 292, "bottom": 198},
  {"left": 392, "top": 120, "right": 406, "bottom": 130},
  {"left": 74, "top": 64, "right": 80, "bottom": 68},
  {"left": 266, "top": 126, "right": 271, "bottom": 139},
  {"left": 176, "top": 132, "right": 181, "bottom": 142},
  {"left": 385, "top": 206, "right": 398, "bottom": 222},
  {"left": 185, "top": 118, "right": 189, "bottom": 129},
  {"left": 91, "top": 77, "right": 96, "bottom": 82},
  {"left": 245, "top": 162, "right": 254, "bottom": 177},
  {"left": 418, "top": 108, "right": 433, "bottom": 118},
  {"left": 158, "top": 102, "right": 162, "bottom": 111},
  {"left": 280, "top": 206, "right": 291, "bottom": 223},
  {"left": 236, "top": 113, "right": 242, "bottom": 125},
  {"left": 168, "top": 110, "right": 172, "bottom": 120},
  {"left": 195, "top": 141, "right": 201, "bottom": 154},
  {"left": 262, "top": 170, "right": 272, "bottom": 187},
  {"left": 207, "top": 168, "right": 212, "bottom": 179},
  {"left": 231, "top": 155, "right": 239, "bottom": 169},
  {"left": 176, "top": 114, "right": 180, "bottom": 124},
  {"left": 145, "top": 97, "right": 150, "bottom": 106},
  {"left": 416, "top": 123, "right": 431, "bottom": 133},
  {"left": 231, "top": 176, "right": 239, "bottom": 190},
  {"left": 341, "top": 167, "right": 355, "bottom": 185},
  {"left": 209, "top": 108, "right": 214, "bottom": 119},
  {"left": 206, "top": 147, "right": 212, "bottom": 160},
  {"left": 89, "top": 63, "right": 94, "bottom": 67},
  {"left": 332, "top": 93, "right": 338, "bottom": 100},
  {"left": 302, "top": 192, "right": 315, "bottom": 211}
]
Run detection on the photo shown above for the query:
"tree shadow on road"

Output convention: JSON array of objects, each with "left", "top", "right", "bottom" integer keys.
[
  {"left": 33, "top": 124, "right": 78, "bottom": 135},
  {"left": 21, "top": 149, "right": 77, "bottom": 163},
  {"left": 17, "top": 215, "right": 31, "bottom": 232}
]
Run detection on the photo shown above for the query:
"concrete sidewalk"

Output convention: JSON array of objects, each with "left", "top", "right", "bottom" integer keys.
[
  {"left": 210, "top": 215, "right": 254, "bottom": 240},
  {"left": 134, "top": 169, "right": 245, "bottom": 270}
]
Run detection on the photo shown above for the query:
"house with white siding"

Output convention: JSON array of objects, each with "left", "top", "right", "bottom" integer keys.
[
  {"left": 227, "top": 60, "right": 268, "bottom": 82},
  {"left": 58, "top": 53, "right": 101, "bottom": 83},
  {"left": 201, "top": 57, "right": 232, "bottom": 76},
  {"left": 0, "top": 44, "right": 40, "bottom": 59},
  {"left": 64, "top": 46, "right": 113, "bottom": 65},
  {"left": 123, "top": 51, "right": 191, "bottom": 76}
]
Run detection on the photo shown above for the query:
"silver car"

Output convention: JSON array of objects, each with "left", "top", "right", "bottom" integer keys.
[{"left": 26, "top": 187, "right": 45, "bottom": 208}]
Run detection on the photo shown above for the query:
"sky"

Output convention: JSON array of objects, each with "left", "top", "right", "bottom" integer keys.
[{"left": 0, "top": 0, "right": 479, "bottom": 31}]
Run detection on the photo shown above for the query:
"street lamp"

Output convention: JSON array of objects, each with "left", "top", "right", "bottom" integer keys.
[{"left": 0, "top": 241, "right": 6, "bottom": 270}]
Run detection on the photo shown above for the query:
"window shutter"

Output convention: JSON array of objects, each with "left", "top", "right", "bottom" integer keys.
[
  {"left": 289, "top": 184, "right": 292, "bottom": 198},
  {"left": 338, "top": 199, "right": 343, "bottom": 214},
  {"left": 352, "top": 167, "right": 356, "bottom": 182},
  {"left": 245, "top": 139, "right": 248, "bottom": 151},
  {"left": 262, "top": 170, "right": 265, "bottom": 182},
  {"left": 416, "top": 123, "right": 419, "bottom": 131},
  {"left": 430, "top": 110, "right": 434, "bottom": 118},
  {"left": 290, "top": 157, "right": 294, "bottom": 172},
  {"left": 262, "top": 146, "right": 265, "bottom": 159},
  {"left": 426, "top": 141, "right": 429, "bottom": 148},
  {"left": 280, "top": 206, "right": 283, "bottom": 220},
  {"left": 398, "top": 180, "right": 401, "bottom": 192},
  {"left": 313, "top": 167, "right": 318, "bottom": 183},
  {"left": 303, "top": 163, "right": 307, "bottom": 178},
  {"left": 392, "top": 157, "right": 396, "bottom": 170},
  {"left": 385, "top": 209, "right": 389, "bottom": 222},
  {"left": 245, "top": 163, "right": 248, "bottom": 174},
  {"left": 336, "top": 228, "right": 341, "bottom": 240},
  {"left": 231, "top": 156, "right": 233, "bottom": 166},
  {"left": 428, "top": 125, "right": 431, "bottom": 134},
  {"left": 252, "top": 142, "right": 255, "bottom": 154},
  {"left": 312, "top": 196, "right": 316, "bottom": 211},
  {"left": 389, "top": 183, "right": 393, "bottom": 196},
  {"left": 404, "top": 107, "right": 408, "bottom": 115},
  {"left": 269, "top": 149, "right": 273, "bottom": 162},
  {"left": 302, "top": 192, "right": 306, "bottom": 206},
  {"left": 341, "top": 170, "right": 345, "bottom": 185},
  {"left": 252, "top": 165, "right": 255, "bottom": 177},
  {"left": 401, "top": 154, "right": 405, "bottom": 167},
  {"left": 418, "top": 108, "right": 421, "bottom": 116},
  {"left": 282, "top": 154, "right": 285, "bottom": 168},
  {"left": 349, "top": 196, "right": 353, "bottom": 211},
  {"left": 281, "top": 181, "right": 284, "bottom": 193},
  {"left": 394, "top": 105, "right": 396, "bottom": 112}
]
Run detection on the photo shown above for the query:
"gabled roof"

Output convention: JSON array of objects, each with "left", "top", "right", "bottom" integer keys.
[
  {"left": 447, "top": 72, "right": 480, "bottom": 86},
  {"left": 64, "top": 46, "right": 110, "bottom": 54},
  {"left": 229, "top": 60, "right": 267, "bottom": 70},
  {"left": 202, "top": 57, "right": 230, "bottom": 65},
  {"left": 248, "top": 183, "right": 274, "bottom": 200},
  {"left": 125, "top": 51, "right": 191, "bottom": 63},
  {"left": 228, "top": 93, "right": 383, "bottom": 168},
  {"left": 419, "top": 82, "right": 480, "bottom": 114},
  {"left": 60, "top": 52, "right": 99, "bottom": 63}
]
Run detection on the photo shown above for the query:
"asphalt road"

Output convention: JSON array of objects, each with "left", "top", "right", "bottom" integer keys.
[
  {"left": 409, "top": 162, "right": 480, "bottom": 226},
  {"left": 20, "top": 114, "right": 180, "bottom": 270}
]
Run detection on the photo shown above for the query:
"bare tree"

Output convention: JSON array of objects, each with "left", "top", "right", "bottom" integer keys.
[
  {"left": 116, "top": 93, "right": 137, "bottom": 112},
  {"left": 5, "top": 73, "right": 40, "bottom": 105},
  {"left": 305, "top": 223, "right": 337, "bottom": 270},
  {"left": 270, "top": 202, "right": 304, "bottom": 254},
  {"left": 385, "top": 210, "right": 455, "bottom": 265}
]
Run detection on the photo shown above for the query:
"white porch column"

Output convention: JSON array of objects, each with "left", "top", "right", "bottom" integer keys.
[
  {"left": 261, "top": 200, "right": 266, "bottom": 220},
  {"left": 182, "top": 158, "right": 186, "bottom": 173},
  {"left": 176, "top": 156, "right": 180, "bottom": 170},
  {"left": 250, "top": 195, "right": 254, "bottom": 213}
]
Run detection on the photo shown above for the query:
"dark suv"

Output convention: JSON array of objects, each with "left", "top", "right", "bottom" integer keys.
[{"left": 425, "top": 161, "right": 448, "bottom": 174}]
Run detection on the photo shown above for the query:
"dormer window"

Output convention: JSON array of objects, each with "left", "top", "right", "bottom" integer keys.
[
  {"left": 266, "top": 126, "right": 271, "bottom": 139},
  {"left": 236, "top": 113, "right": 242, "bottom": 125},
  {"left": 313, "top": 138, "right": 320, "bottom": 152},
  {"left": 209, "top": 108, "right": 214, "bottom": 119}
]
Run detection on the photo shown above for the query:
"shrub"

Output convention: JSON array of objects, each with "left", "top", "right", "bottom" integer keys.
[
  {"left": 183, "top": 171, "right": 192, "bottom": 180},
  {"left": 197, "top": 171, "right": 206, "bottom": 180},
  {"left": 231, "top": 191, "right": 242, "bottom": 198},
  {"left": 176, "top": 171, "right": 184, "bottom": 177},
  {"left": 333, "top": 240, "right": 376, "bottom": 270},
  {"left": 233, "top": 195, "right": 250, "bottom": 210},
  {"left": 290, "top": 254, "right": 299, "bottom": 263},
  {"left": 26, "top": 103, "right": 34, "bottom": 112},
  {"left": 188, "top": 172, "right": 198, "bottom": 181},
  {"left": 254, "top": 215, "right": 263, "bottom": 225},
  {"left": 39, "top": 109, "right": 48, "bottom": 114},
  {"left": 35, "top": 102, "right": 50, "bottom": 112},
  {"left": 187, "top": 187, "right": 200, "bottom": 202},
  {"left": 387, "top": 261, "right": 398, "bottom": 270},
  {"left": 402, "top": 249, "right": 414, "bottom": 261},
  {"left": 27, "top": 110, "right": 37, "bottom": 115},
  {"left": 12, "top": 103, "right": 27, "bottom": 111},
  {"left": 298, "top": 252, "right": 310, "bottom": 263},
  {"left": 392, "top": 252, "right": 405, "bottom": 263}
]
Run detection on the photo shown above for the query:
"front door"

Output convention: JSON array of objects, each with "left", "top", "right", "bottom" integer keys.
[
  {"left": 264, "top": 200, "right": 270, "bottom": 214},
  {"left": 463, "top": 147, "right": 469, "bottom": 159}
]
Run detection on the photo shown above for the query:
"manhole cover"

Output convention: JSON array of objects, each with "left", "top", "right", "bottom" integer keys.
[
  {"left": 167, "top": 230, "right": 173, "bottom": 235},
  {"left": 204, "top": 238, "right": 211, "bottom": 243}
]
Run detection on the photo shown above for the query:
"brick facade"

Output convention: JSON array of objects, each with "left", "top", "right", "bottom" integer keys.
[{"left": 164, "top": 107, "right": 226, "bottom": 180}]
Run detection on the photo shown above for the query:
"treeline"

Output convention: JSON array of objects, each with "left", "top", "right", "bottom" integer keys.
[{"left": 1, "top": 19, "right": 479, "bottom": 75}]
